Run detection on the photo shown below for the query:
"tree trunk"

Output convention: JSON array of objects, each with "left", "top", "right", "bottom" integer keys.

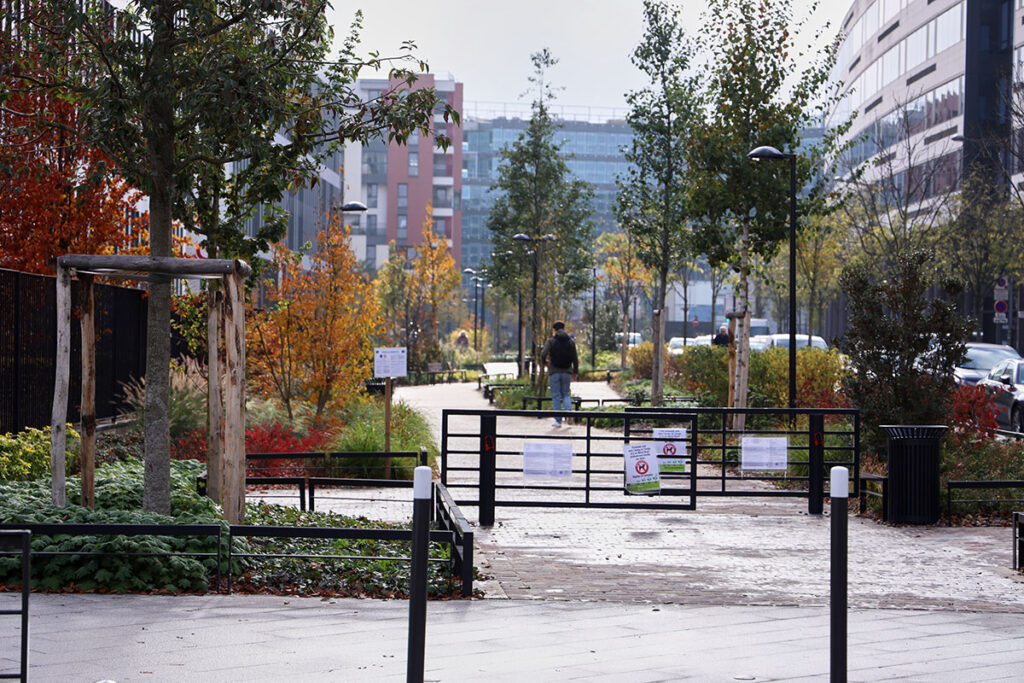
[
  {"left": 142, "top": 7, "right": 176, "bottom": 516},
  {"left": 651, "top": 271, "right": 668, "bottom": 405},
  {"left": 732, "top": 227, "right": 752, "bottom": 432},
  {"left": 620, "top": 310, "right": 629, "bottom": 369},
  {"left": 79, "top": 274, "right": 96, "bottom": 508}
]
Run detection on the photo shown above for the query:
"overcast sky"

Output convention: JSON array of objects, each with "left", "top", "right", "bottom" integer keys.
[{"left": 332, "top": 1, "right": 852, "bottom": 114}]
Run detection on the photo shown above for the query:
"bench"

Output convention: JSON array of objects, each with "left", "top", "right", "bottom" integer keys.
[
  {"left": 485, "top": 384, "right": 518, "bottom": 404},
  {"left": 859, "top": 472, "right": 888, "bottom": 522},
  {"left": 946, "top": 480, "right": 1024, "bottom": 526},
  {"left": 520, "top": 395, "right": 585, "bottom": 411},
  {"left": 425, "top": 361, "right": 453, "bottom": 384}
]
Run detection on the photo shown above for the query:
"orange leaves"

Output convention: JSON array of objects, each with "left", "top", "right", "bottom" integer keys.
[
  {"left": 247, "top": 214, "right": 380, "bottom": 419},
  {"left": 0, "top": 88, "right": 142, "bottom": 274}
]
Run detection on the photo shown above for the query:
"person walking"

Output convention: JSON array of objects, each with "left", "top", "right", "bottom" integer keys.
[
  {"left": 712, "top": 325, "right": 730, "bottom": 347},
  {"left": 540, "top": 321, "right": 579, "bottom": 427}
]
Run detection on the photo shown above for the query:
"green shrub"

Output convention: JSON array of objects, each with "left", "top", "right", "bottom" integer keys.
[
  {"left": 0, "top": 459, "right": 228, "bottom": 592},
  {"left": 329, "top": 400, "right": 437, "bottom": 479},
  {"left": 627, "top": 342, "right": 657, "bottom": 379},
  {"left": 0, "top": 425, "right": 79, "bottom": 481},
  {"left": 667, "top": 346, "right": 729, "bottom": 404}
]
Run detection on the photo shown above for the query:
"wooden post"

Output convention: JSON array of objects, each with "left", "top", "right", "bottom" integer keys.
[
  {"left": 206, "top": 287, "right": 223, "bottom": 503},
  {"left": 79, "top": 274, "right": 96, "bottom": 508},
  {"left": 221, "top": 272, "right": 246, "bottom": 524},
  {"left": 384, "top": 376, "right": 393, "bottom": 479},
  {"left": 50, "top": 266, "right": 71, "bottom": 507},
  {"left": 727, "top": 313, "right": 737, "bottom": 430}
]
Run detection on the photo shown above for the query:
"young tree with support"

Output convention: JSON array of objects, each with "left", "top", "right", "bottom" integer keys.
[
  {"left": 51, "top": 256, "right": 250, "bottom": 523},
  {"left": 617, "top": 0, "right": 701, "bottom": 405},
  {"left": 7, "top": 2, "right": 456, "bottom": 515}
]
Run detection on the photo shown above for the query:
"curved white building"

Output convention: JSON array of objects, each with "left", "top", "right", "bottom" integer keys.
[{"left": 829, "top": 0, "right": 1013, "bottom": 191}]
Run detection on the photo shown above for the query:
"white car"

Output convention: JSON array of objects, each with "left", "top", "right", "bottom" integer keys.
[
  {"left": 765, "top": 333, "right": 828, "bottom": 350},
  {"left": 749, "top": 334, "right": 773, "bottom": 351}
]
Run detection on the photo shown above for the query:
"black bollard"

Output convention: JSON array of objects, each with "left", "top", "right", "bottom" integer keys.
[
  {"left": 407, "top": 466, "right": 432, "bottom": 682},
  {"left": 830, "top": 466, "right": 848, "bottom": 683}
]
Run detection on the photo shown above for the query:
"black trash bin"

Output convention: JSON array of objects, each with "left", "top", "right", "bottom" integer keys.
[{"left": 881, "top": 425, "right": 947, "bottom": 524}]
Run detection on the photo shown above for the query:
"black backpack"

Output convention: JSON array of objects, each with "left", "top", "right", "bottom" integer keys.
[{"left": 549, "top": 335, "right": 574, "bottom": 368}]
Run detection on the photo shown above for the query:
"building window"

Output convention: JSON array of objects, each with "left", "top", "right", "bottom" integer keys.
[
  {"left": 367, "top": 214, "right": 377, "bottom": 234},
  {"left": 366, "top": 183, "right": 378, "bottom": 208},
  {"left": 398, "top": 214, "right": 408, "bottom": 241},
  {"left": 397, "top": 183, "right": 408, "bottom": 209},
  {"left": 409, "top": 129, "right": 419, "bottom": 146},
  {"left": 409, "top": 151, "right": 419, "bottom": 177}
]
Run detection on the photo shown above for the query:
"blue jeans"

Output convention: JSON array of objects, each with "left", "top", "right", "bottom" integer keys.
[{"left": 549, "top": 372, "right": 573, "bottom": 422}]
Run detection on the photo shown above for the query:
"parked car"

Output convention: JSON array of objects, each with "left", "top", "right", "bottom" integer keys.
[
  {"left": 615, "top": 332, "right": 642, "bottom": 348},
  {"left": 763, "top": 333, "right": 828, "bottom": 350},
  {"left": 978, "top": 358, "right": 1024, "bottom": 431},
  {"left": 667, "top": 337, "right": 687, "bottom": 355},
  {"left": 749, "top": 335, "right": 772, "bottom": 352},
  {"left": 954, "top": 343, "right": 1022, "bottom": 386}
]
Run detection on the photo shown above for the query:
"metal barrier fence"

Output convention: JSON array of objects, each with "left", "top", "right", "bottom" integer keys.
[
  {"left": 0, "top": 530, "right": 30, "bottom": 682},
  {"left": 440, "top": 407, "right": 859, "bottom": 524},
  {"left": 0, "top": 268, "right": 147, "bottom": 434}
]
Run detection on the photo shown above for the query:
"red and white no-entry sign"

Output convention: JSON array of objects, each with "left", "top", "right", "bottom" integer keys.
[
  {"left": 635, "top": 460, "right": 649, "bottom": 475},
  {"left": 662, "top": 443, "right": 677, "bottom": 456}
]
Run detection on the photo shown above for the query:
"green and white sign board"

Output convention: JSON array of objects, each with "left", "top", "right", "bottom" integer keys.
[
  {"left": 624, "top": 443, "right": 660, "bottom": 494},
  {"left": 740, "top": 436, "right": 788, "bottom": 471},
  {"left": 653, "top": 427, "right": 688, "bottom": 473}
]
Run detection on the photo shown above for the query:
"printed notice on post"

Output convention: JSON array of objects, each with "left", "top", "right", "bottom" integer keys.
[
  {"left": 653, "top": 427, "right": 688, "bottom": 473},
  {"left": 623, "top": 442, "right": 660, "bottom": 494},
  {"left": 523, "top": 442, "right": 574, "bottom": 479},
  {"left": 373, "top": 347, "right": 407, "bottom": 378},
  {"left": 740, "top": 436, "right": 789, "bottom": 471}
]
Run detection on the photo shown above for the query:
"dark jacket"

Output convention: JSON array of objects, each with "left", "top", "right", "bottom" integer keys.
[{"left": 540, "top": 330, "right": 579, "bottom": 374}]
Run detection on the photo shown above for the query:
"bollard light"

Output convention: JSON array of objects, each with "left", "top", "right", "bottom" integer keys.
[{"left": 830, "top": 465, "right": 848, "bottom": 682}]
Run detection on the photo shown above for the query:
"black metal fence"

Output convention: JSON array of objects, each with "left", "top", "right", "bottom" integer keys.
[
  {"left": 0, "top": 268, "right": 147, "bottom": 434},
  {"left": 440, "top": 406, "right": 860, "bottom": 524}
]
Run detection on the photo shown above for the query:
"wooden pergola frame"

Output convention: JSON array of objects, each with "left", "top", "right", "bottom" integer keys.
[{"left": 50, "top": 255, "right": 251, "bottom": 523}]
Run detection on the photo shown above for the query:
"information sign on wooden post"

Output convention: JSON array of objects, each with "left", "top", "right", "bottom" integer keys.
[{"left": 374, "top": 348, "right": 408, "bottom": 471}]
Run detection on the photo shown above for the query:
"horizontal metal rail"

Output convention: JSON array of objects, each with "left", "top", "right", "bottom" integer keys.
[
  {"left": 435, "top": 483, "right": 474, "bottom": 595},
  {"left": 0, "top": 523, "right": 222, "bottom": 589},
  {"left": 946, "top": 479, "right": 1024, "bottom": 526},
  {"left": 0, "top": 531, "right": 30, "bottom": 682}
]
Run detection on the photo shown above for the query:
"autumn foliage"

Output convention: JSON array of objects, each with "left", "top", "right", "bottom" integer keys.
[
  {"left": 248, "top": 217, "right": 380, "bottom": 420},
  {"left": 1, "top": 38, "right": 143, "bottom": 273}
]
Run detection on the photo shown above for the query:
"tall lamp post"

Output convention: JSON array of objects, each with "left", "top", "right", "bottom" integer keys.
[
  {"left": 747, "top": 145, "right": 797, "bottom": 413},
  {"left": 591, "top": 266, "right": 598, "bottom": 371},
  {"left": 512, "top": 233, "right": 556, "bottom": 380},
  {"left": 463, "top": 268, "right": 486, "bottom": 351}
]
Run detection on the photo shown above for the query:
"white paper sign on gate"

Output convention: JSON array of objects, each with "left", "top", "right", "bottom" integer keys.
[
  {"left": 523, "top": 442, "right": 574, "bottom": 479},
  {"left": 653, "top": 427, "right": 688, "bottom": 473},
  {"left": 373, "top": 347, "right": 407, "bottom": 378},
  {"left": 624, "top": 443, "right": 660, "bottom": 494},
  {"left": 740, "top": 436, "right": 789, "bottom": 471}
]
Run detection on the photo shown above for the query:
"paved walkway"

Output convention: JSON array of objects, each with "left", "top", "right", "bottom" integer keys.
[{"left": 5, "top": 380, "right": 1024, "bottom": 680}]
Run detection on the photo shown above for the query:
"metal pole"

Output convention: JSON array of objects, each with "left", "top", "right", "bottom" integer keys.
[
  {"left": 517, "top": 290, "right": 524, "bottom": 379},
  {"left": 830, "top": 466, "right": 848, "bottom": 683},
  {"left": 531, "top": 248, "right": 538, "bottom": 381},
  {"left": 480, "top": 284, "right": 487, "bottom": 351},
  {"left": 591, "top": 267, "right": 597, "bottom": 371},
  {"left": 472, "top": 283, "right": 479, "bottom": 351},
  {"left": 407, "top": 466, "right": 432, "bottom": 682},
  {"left": 788, "top": 155, "right": 797, "bottom": 413}
]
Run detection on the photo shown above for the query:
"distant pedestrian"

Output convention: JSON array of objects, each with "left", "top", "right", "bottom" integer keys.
[
  {"left": 712, "top": 325, "right": 730, "bottom": 347},
  {"left": 540, "top": 321, "right": 579, "bottom": 427},
  {"left": 455, "top": 330, "right": 469, "bottom": 350}
]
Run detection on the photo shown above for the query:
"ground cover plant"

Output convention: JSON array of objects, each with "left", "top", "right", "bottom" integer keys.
[
  {"left": 233, "top": 503, "right": 470, "bottom": 598},
  {"left": 0, "top": 459, "right": 228, "bottom": 592},
  {"left": 0, "top": 425, "right": 78, "bottom": 481}
]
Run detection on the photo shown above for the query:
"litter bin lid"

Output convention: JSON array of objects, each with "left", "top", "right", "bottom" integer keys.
[{"left": 880, "top": 425, "right": 948, "bottom": 439}]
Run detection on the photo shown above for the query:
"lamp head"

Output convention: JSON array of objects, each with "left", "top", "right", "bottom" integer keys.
[
  {"left": 340, "top": 201, "right": 368, "bottom": 212},
  {"left": 747, "top": 145, "right": 790, "bottom": 161}
]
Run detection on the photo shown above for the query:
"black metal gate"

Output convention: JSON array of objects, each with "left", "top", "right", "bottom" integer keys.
[{"left": 440, "top": 406, "right": 859, "bottom": 524}]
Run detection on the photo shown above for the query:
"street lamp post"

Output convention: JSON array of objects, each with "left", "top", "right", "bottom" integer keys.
[
  {"left": 463, "top": 268, "right": 486, "bottom": 351},
  {"left": 591, "top": 266, "right": 597, "bottom": 371},
  {"left": 747, "top": 145, "right": 797, "bottom": 413}
]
